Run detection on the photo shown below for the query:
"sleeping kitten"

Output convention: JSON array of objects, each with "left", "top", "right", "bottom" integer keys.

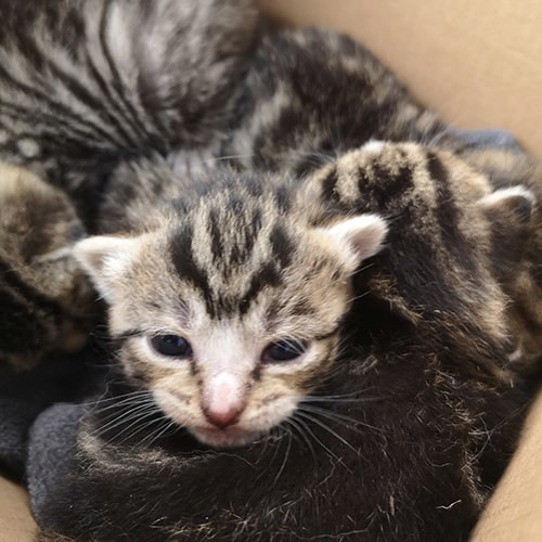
[
  {"left": 75, "top": 164, "right": 387, "bottom": 448},
  {"left": 0, "top": 0, "right": 476, "bottom": 227},
  {"left": 0, "top": 162, "right": 95, "bottom": 375},
  {"left": 0, "top": 0, "right": 259, "bottom": 225},
  {"left": 35, "top": 142, "right": 537, "bottom": 541}
]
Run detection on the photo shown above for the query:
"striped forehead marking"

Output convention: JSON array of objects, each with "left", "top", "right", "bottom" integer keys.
[{"left": 168, "top": 210, "right": 296, "bottom": 319}]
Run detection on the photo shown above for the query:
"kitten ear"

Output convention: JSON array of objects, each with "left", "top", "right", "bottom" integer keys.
[
  {"left": 477, "top": 185, "right": 535, "bottom": 277},
  {"left": 316, "top": 214, "right": 388, "bottom": 273},
  {"left": 74, "top": 236, "right": 140, "bottom": 302},
  {"left": 477, "top": 185, "right": 535, "bottom": 224}
]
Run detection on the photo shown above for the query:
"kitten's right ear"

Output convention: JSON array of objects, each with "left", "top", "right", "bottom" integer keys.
[
  {"left": 476, "top": 185, "right": 536, "bottom": 278},
  {"left": 74, "top": 236, "right": 140, "bottom": 302},
  {"left": 477, "top": 185, "right": 535, "bottom": 224}
]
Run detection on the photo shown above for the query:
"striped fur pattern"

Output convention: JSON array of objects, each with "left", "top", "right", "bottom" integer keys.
[
  {"left": 73, "top": 142, "right": 536, "bottom": 448},
  {"left": 75, "top": 165, "right": 387, "bottom": 448},
  {"left": 0, "top": 0, "right": 539, "bottom": 539},
  {"left": 220, "top": 28, "right": 456, "bottom": 176},
  {"left": 460, "top": 147, "right": 542, "bottom": 373},
  {"left": 38, "top": 142, "right": 537, "bottom": 541},
  {"left": 0, "top": 162, "right": 96, "bottom": 374},
  {"left": 0, "top": 0, "right": 258, "bottom": 223}
]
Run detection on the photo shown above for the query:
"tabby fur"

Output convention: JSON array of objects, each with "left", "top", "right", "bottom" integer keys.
[
  {"left": 0, "top": 0, "right": 539, "bottom": 540},
  {"left": 0, "top": 162, "right": 95, "bottom": 374},
  {"left": 0, "top": 0, "right": 259, "bottom": 224},
  {"left": 36, "top": 142, "right": 538, "bottom": 541}
]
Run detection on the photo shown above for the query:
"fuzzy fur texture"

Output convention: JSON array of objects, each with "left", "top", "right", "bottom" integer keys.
[
  {"left": 0, "top": 0, "right": 259, "bottom": 223},
  {"left": 0, "top": 162, "right": 96, "bottom": 374},
  {"left": 0, "top": 0, "right": 540, "bottom": 540},
  {"left": 36, "top": 143, "right": 537, "bottom": 542}
]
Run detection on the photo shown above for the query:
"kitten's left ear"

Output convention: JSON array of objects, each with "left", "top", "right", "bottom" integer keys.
[
  {"left": 74, "top": 235, "right": 141, "bottom": 302},
  {"left": 315, "top": 214, "right": 388, "bottom": 273}
]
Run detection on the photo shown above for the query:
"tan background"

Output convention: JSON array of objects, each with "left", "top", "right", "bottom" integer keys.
[
  {"left": 261, "top": 0, "right": 542, "bottom": 160},
  {"left": 2, "top": 0, "right": 541, "bottom": 539}
]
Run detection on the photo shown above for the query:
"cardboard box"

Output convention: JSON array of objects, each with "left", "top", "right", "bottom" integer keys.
[{"left": 2, "top": 1, "right": 541, "bottom": 539}]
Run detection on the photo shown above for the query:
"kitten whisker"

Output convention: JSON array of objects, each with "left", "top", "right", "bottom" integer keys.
[
  {"left": 117, "top": 414, "right": 173, "bottom": 446},
  {"left": 207, "top": 153, "right": 256, "bottom": 163},
  {"left": 301, "top": 396, "right": 386, "bottom": 405},
  {"left": 291, "top": 414, "right": 342, "bottom": 465},
  {"left": 93, "top": 402, "right": 158, "bottom": 436},
  {"left": 104, "top": 408, "right": 164, "bottom": 444},
  {"left": 142, "top": 419, "right": 180, "bottom": 447},
  {"left": 283, "top": 417, "right": 317, "bottom": 465},
  {"left": 295, "top": 410, "right": 359, "bottom": 459},
  {"left": 272, "top": 430, "right": 293, "bottom": 486},
  {"left": 299, "top": 404, "right": 382, "bottom": 433},
  {"left": 302, "top": 386, "right": 382, "bottom": 402},
  {"left": 88, "top": 390, "right": 153, "bottom": 408}
]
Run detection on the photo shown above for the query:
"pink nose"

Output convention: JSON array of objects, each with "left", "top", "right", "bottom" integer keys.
[
  {"left": 203, "top": 405, "right": 243, "bottom": 428},
  {"left": 203, "top": 372, "right": 245, "bottom": 428}
]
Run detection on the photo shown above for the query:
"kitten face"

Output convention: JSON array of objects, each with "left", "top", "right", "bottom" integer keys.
[{"left": 76, "top": 184, "right": 387, "bottom": 447}]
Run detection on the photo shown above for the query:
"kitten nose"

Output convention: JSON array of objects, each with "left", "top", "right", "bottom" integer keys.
[
  {"left": 203, "top": 372, "right": 245, "bottom": 429},
  {"left": 204, "top": 405, "right": 243, "bottom": 428}
]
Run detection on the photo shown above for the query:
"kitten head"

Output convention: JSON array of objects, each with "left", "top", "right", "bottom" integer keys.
[
  {"left": 0, "top": 163, "right": 96, "bottom": 372},
  {"left": 75, "top": 176, "right": 387, "bottom": 447}
]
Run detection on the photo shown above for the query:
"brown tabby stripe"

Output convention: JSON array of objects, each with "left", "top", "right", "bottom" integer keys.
[
  {"left": 269, "top": 224, "right": 294, "bottom": 270},
  {"left": 372, "top": 163, "right": 414, "bottom": 209},
  {"left": 427, "top": 152, "right": 478, "bottom": 275},
  {"left": 208, "top": 208, "right": 224, "bottom": 263},
  {"left": 0, "top": 61, "right": 122, "bottom": 148},
  {"left": 239, "top": 263, "right": 282, "bottom": 317},
  {"left": 169, "top": 224, "right": 215, "bottom": 315},
  {"left": 321, "top": 167, "right": 340, "bottom": 203},
  {"left": 17, "top": 28, "right": 136, "bottom": 149}
]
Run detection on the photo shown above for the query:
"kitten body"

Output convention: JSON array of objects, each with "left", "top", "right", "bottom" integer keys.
[
  {"left": 0, "top": 0, "right": 259, "bottom": 224},
  {"left": 37, "top": 142, "right": 536, "bottom": 541},
  {"left": 0, "top": 0, "right": 258, "bottom": 370}
]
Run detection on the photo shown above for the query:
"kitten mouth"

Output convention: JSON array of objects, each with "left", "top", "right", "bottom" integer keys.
[{"left": 191, "top": 426, "right": 262, "bottom": 448}]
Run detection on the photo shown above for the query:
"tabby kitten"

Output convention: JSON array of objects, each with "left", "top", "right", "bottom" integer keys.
[
  {"left": 36, "top": 142, "right": 536, "bottom": 541},
  {"left": 0, "top": 162, "right": 95, "bottom": 375},
  {"left": 75, "top": 165, "right": 388, "bottom": 448},
  {"left": 0, "top": 0, "right": 476, "bottom": 225},
  {"left": 0, "top": 0, "right": 259, "bottom": 224},
  {"left": 69, "top": 142, "right": 534, "bottom": 449}
]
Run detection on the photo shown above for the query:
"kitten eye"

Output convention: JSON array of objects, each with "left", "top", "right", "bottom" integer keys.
[
  {"left": 262, "top": 340, "right": 307, "bottom": 363},
  {"left": 150, "top": 335, "right": 193, "bottom": 358}
]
